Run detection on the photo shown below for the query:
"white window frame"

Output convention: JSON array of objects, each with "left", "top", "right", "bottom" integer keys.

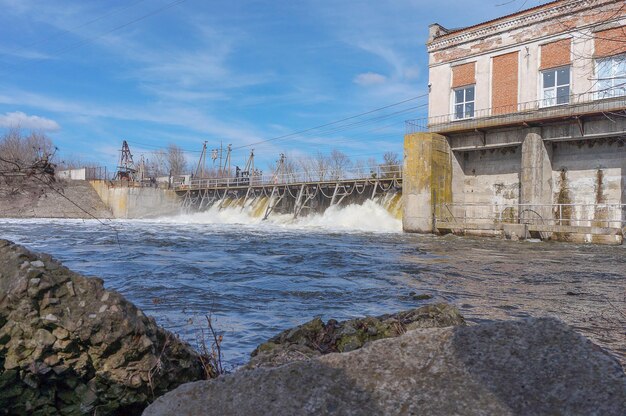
[
  {"left": 541, "top": 66, "right": 570, "bottom": 107},
  {"left": 453, "top": 85, "right": 475, "bottom": 120},
  {"left": 595, "top": 54, "right": 626, "bottom": 99}
]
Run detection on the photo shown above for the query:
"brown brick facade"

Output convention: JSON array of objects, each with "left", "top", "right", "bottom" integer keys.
[
  {"left": 452, "top": 62, "right": 476, "bottom": 88},
  {"left": 540, "top": 38, "right": 572, "bottom": 70},
  {"left": 594, "top": 26, "right": 626, "bottom": 57},
  {"left": 491, "top": 52, "right": 519, "bottom": 115},
  {"left": 429, "top": 0, "right": 625, "bottom": 65}
]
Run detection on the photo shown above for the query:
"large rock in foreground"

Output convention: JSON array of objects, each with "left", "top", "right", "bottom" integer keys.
[
  {"left": 248, "top": 303, "right": 464, "bottom": 369},
  {"left": 0, "top": 240, "right": 207, "bottom": 415},
  {"left": 145, "top": 318, "right": 626, "bottom": 416}
]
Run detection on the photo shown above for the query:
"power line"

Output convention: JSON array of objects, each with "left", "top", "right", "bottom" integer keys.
[
  {"left": 125, "top": 95, "right": 428, "bottom": 155},
  {"left": 231, "top": 93, "right": 429, "bottom": 150},
  {"left": 1, "top": 0, "right": 187, "bottom": 69},
  {"left": 1, "top": 0, "right": 149, "bottom": 61}
]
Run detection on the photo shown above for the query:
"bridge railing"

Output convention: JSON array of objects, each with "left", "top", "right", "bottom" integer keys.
[{"left": 174, "top": 164, "right": 403, "bottom": 190}]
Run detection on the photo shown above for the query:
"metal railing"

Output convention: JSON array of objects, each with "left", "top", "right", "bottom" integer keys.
[
  {"left": 437, "top": 202, "right": 626, "bottom": 229},
  {"left": 406, "top": 91, "right": 626, "bottom": 134},
  {"left": 174, "top": 164, "right": 403, "bottom": 190}
]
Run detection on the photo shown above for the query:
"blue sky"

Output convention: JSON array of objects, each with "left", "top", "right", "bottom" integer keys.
[{"left": 0, "top": 0, "right": 546, "bottom": 172}]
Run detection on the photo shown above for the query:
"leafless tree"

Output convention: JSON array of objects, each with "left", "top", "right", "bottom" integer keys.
[
  {"left": 314, "top": 152, "right": 330, "bottom": 181},
  {"left": 166, "top": 144, "right": 187, "bottom": 177},
  {"left": 381, "top": 151, "right": 401, "bottom": 178},
  {"left": 147, "top": 149, "right": 168, "bottom": 177},
  {"left": 328, "top": 149, "right": 351, "bottom": 179},
  {"left": 367, "top": 157, "right": 379, "bottom": 178},
  {"left": 0, "top": 129, "right": 56, "bottom": 171},
  {"left": 0, "top": 129, "right": 57, "bottom": 185}
]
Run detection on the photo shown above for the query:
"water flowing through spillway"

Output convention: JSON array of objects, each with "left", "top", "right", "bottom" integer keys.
[
  {"left": 156, "top": 193, "right": 403, "bottom": 233},
  {"left": 1, "top": 191, "right": 624, "bottom": 369}
]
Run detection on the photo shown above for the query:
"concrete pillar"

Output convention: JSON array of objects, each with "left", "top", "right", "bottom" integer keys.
[
  {"left": 520, "top": 128, "right": 553, "bottom": 219},
  {"left": 403, "top": 133, "right": 451, "bottom": 233}
]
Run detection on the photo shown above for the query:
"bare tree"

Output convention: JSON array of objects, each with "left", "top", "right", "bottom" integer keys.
[
  {"left": 367, "top": 157, "right": 379, "bottom": 178},
  {"left": 0, "top": 129, "right": 56, "bottom": 171},
  {"left": 147, "top": 150, "right": 167, "bottom": 177},
  {"left": 298, "top": 156, "right": 316, "bottom": 181},
  {"left": 381, "top": 151, "right": 401, "bottom": 178},
  {"left": 0, "top": 129, "right": 56, "bottom": 182},
  {"left": 353, "top": 159, "right": 368, "bottom": 177},
  {"left": 166, "top": 144, "right": 187, "bottom": 177},
  {"left": 314, "top": 152, "right": 330, "bottom": 181},
  {"left": 328, "top": 149, "right": 351, "bottom": 179}
]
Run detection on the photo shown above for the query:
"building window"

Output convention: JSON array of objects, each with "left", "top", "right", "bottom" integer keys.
[
  {"left": 454, "top": 85, "right": 474, "bottom": 119},
  {"left": 596, "top": 54, "right": 626, "bottom": 99},
  {"left": 541, "top": 66, "right": 570, "bottom": 107}
]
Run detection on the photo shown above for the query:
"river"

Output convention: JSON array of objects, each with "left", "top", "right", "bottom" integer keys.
[{"left": 1, "top": 201, "right": 624, "bottom": 368}]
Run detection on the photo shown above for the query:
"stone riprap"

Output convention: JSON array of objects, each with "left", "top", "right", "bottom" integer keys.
[
  {"left": 145, "top": 318, "right": 626, "bottom": 416},
  {"left": 247, "top": 303, "right": 465, "bottom": 369},
  {"left": 0, "top": 240, "right": 207, "bottom": 415}
]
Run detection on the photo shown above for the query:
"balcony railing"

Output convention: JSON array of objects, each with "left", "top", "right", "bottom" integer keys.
[{"left": 406, "top": 91, "right": 626, "bottom": 135}]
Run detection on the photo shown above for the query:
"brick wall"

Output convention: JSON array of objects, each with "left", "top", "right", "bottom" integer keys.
[
  {"left": 491, "top": 52, "right": 519, "bottom": 115},
  {"left": 540, "top": 38, "right": 572, "bottom": 70},
  {"left": 452, "top": 62, "right": 476, "bottom": 88},
  {"left": 594, "top": 26, "right": 626, "bottom": 57}
]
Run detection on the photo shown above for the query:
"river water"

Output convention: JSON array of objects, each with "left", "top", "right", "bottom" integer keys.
[{"left": 1, "top": 201, "right": 624, "bottom": 368}]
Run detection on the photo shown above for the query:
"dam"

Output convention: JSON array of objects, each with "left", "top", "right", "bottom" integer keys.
[{"left": 175, "top": 165, "right": 402, "bottom": 220}]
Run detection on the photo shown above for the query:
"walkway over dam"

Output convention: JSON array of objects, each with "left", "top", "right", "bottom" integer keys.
[{"left": 174, "top": 165, "right": 403, "bottom": 219}]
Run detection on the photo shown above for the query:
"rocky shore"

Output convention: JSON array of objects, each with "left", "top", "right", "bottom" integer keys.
[
  {"left": 1, "top": 240, "right": 625, "bottom": 415},
  {"left": 145, "top": 317, "right": 626, "bottom": 416},
  {"left": 0, "top": 240, "right": 206, "bottom": 415}
]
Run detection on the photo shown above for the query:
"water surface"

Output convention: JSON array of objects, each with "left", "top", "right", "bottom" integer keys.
[{"left": 1, "top": 210, "right": 624, "bottom": 368}]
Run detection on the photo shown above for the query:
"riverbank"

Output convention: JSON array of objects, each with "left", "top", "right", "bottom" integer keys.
[{"left": 0, "top": 179, "right": 112, "bottom": 219}]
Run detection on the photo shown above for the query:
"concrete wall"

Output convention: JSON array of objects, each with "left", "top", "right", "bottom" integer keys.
[
  {"left": 403, "top": 133, "right": 451, "bottom": 233},
  {"left": 458, "top": 148, "right": 521, "bottom": 222},
  {"left": 404, "top": 126, "right": 625, "bottom": 243},
  {"left": 90, "top": 181, "right": 181, "bottom": 219},
  {"left": 551, "top": 140, "right": 625, "bottom": 231}
]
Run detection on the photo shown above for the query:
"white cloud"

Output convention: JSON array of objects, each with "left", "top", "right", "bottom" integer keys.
[
  {"left": 354, "top": 72, "right": 388, "bottom": 86},
  {"left": 0, "top": 111, "right": 60, "bottom": 131}
]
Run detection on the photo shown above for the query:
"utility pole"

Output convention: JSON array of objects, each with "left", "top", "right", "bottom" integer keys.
[{"left": 195, "top": 141, "right": 208, "bottom": 178}]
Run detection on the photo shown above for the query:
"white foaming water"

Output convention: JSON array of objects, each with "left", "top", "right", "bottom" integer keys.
[{"left": 153, "top": 198, "right": 402, "bottom": 233}]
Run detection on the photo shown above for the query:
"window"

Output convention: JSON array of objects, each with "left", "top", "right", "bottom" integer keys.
[
  {"left": 541, "top": 66, "right": 570, "bottom": 107},
  {"left": 454, "top": 85, "right": 475, "bottom": 119},
  {"left": 596, "top": 54, "right": 626, "bottom": 99}
]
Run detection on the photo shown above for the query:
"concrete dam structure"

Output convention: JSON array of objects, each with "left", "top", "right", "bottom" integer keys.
[
  {"left": 403, "top": 0, "right": 626, "bottom": 244},
  {"left": 175, "top": 171, "right": 403, "bottom": 221}
]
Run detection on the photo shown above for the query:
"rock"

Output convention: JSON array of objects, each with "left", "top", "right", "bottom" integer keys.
[
  {"left": 0, "top": 240, "right": 209, "bottom": 415},
  {"left": 411, "top": 293, "right": 433, "bottom": 300},
  {"left": 247, "top": 303, "right": 464, "bottom": 369},
  {"left": 144, "top": 318, "right": 626, "bottom": 416},
  {"left": 30, "top": 260, "right": 45, "bottom": 268}
]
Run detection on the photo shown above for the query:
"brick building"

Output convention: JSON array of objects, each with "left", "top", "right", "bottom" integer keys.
[{"left": 404, "top": 0, "right": 626, "bottom": 243}]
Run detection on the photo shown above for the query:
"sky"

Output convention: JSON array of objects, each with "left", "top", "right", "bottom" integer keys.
[{"left": 0, "top": 0, "right": 548, "bottom": 173}]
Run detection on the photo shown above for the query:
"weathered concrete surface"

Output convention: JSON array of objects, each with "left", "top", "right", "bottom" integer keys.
[
  {"left": 144, "top": 318, "right": 626, "bottom": 416},
  {"left": 90, "top": 180, "right": 181, "bottom": 219},
  {"left": 403, "top": 133, "right": 451, "bottom": 233},
  {"left": 247, "top": 303, "right": 464, "bottom": 369},
  {"left": 0, "top": 240, "right": 207, "bottom": 415},
  {"left": 0, "top": 179, "right": 112, "bottom": 219}
]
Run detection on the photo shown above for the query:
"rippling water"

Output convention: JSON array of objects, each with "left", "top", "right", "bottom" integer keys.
[{"left": 1, "top": 205, "right": 624, "bottom": 368}]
